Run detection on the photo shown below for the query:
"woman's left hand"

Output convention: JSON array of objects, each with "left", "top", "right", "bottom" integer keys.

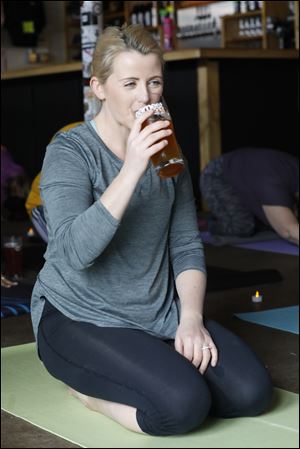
[{"left": 174, "top": 313, "right": 218, "bottom": 374}]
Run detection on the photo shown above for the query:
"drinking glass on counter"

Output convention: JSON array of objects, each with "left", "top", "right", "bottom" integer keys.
[{"left": 3, "top": 236, "right": 23, "bottom": 280}]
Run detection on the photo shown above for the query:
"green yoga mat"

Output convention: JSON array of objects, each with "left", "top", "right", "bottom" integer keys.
[{"left": 1, "top": 343, "right": 299, "bottom": 448}]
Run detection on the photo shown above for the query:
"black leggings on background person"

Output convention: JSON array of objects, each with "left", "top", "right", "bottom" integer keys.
[{"left": 37, "top": 299, "right": 273, "bottom": 436}]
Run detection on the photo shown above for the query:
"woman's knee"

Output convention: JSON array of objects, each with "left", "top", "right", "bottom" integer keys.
[
  {"left": 234, "top": 374, "right": 273, "bottom": 417},
  {"left": 214, "top": 366, "right": 273, "bottom": 419},
  {"left": 205, "top": 319, "right": 273, "bottom": 418},
  {"left": 138, "top": 378, "right": 212, "bottom": 436}
]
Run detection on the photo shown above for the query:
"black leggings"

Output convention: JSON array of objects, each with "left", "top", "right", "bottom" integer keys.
[{"left": 37, "top": 299, "right": 273, "bottom": 436}]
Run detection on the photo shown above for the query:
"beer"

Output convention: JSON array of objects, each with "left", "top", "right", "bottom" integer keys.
[
  {"left": 137, "top": 102, "right": 185, "bottom": 178},
  {"left": 4, "top": 237, "right": 23, "bottom": 279}
]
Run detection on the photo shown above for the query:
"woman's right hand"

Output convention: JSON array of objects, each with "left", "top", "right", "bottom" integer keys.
[{"left": 123, "top": 110, "right": 172, "bottom": 180}]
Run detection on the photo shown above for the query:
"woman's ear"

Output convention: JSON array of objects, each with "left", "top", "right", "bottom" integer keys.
[{"left": 90, "top": 76, "right": 106, "bottom": 101}]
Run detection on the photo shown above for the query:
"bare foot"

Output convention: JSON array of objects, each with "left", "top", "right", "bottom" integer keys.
[
  {"left": 68, "top": 387, "right": 98, "bottom": 411},
  {"left": 68, "top": 387, "right": 144, "bottom": 433}
]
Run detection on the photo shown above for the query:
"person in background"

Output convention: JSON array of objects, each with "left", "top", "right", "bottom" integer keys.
[
  {"left": 200, "top": 148, "right": 299, "bottom": 246},
  {"left": 25, "top": 122, "right": 83, "bottom": 242},
  {"left": 1, "top": 144, "right": 29, "bottom": 220},
  {"left": 31, "top": 25, "right": 272, "bottom": 437}
]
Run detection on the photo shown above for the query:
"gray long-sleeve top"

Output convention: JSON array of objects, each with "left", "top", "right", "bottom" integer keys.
[{"left": 31, "top": 122, "right": 206, "bottom": 340}]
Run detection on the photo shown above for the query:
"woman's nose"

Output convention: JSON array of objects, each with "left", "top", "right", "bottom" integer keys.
[{"left": 137, "top": 85, "right": 150, "bottom": 104}]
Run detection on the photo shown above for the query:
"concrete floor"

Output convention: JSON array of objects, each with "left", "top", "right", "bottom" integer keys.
[{"left": 1, "top": 220, "right": 299, "bottom": 448}]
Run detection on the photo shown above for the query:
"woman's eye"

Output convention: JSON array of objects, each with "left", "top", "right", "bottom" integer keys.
[
  {"left": 124, "top": 80, "right": 162, "bottom": 88},
  {"left": 149, "top": 80, "right": 162, "bottom": 87}
]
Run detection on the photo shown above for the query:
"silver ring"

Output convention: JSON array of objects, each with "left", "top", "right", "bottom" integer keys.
[{"left": 202, "top": 345, "right": 211, "bottom": 350}]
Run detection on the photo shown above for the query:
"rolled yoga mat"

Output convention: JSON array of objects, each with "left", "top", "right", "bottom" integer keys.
[
  {"left": 1, "top": 283, "right": 33, "bottom": 318},
  {"left": 206, "top": 266, "right": 282, "bottom": 292},
  {"left": 1, "top": 343, "right": 299, "bottom": 448}
]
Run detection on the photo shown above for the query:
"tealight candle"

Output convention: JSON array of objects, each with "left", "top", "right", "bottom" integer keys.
[{"left": 252, "top": 290, "right": 263, "bottom": 303}]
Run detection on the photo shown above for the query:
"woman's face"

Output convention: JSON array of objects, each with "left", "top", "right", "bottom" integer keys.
[{"left": 99, "top": 51, "right": 163, "bottom": 129}]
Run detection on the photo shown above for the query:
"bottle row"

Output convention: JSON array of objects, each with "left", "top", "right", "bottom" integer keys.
[
  {"left": 130, "top": 4, "right": 158, "bottom": 28},
  {"left": 234, "top": 1, "right": 263, "bottom": 14}
]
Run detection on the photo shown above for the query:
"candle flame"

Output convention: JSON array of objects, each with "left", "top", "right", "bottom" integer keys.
[{"left": 255, "top": 291, "right": 260, "bottom": 297}]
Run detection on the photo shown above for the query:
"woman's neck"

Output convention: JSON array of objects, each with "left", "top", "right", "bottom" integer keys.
[{"left": 94, "top": 108, "right": 130, "bottom": 161}]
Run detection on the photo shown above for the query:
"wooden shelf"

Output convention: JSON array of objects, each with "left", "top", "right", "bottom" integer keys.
[
  {"left": 225, "top": 36, "right": 263, "bottom": 44},
  {"left": 222, "top": 11, "right": 262, "bottom": 20},
  {"left": 103, "top": 11, "right": 125, "bottom": 22},
  {"left": 163, "top": 47, "right": 298, "bottom": 62},
  {"left": 67, "top": 18, "right": 80, "bottom": 26},
  {"left": 2, "top": 48, "right": 298, "bottom": 81},
  {"left": 221, "top": 1, "right": 291, "bottom": 50},
  {"left": 177, "top": 1, "right": 221, "bottom": 8},
  {"left": 1, "top": 62, "right": 82, "bottom": 80}
]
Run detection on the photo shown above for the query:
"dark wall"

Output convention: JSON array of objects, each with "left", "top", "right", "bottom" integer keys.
[
  {"left": 219, "top": 59, "right": 299, "bottom": 157},
  {"left": 163, "top": 60, "right": 200, "bottom": 201},
  {"left": 164, "top": 57, "right": 299, "bottom": 202},
  {"left": 1, "top": 72, "right": 84, "bottom": 180}
]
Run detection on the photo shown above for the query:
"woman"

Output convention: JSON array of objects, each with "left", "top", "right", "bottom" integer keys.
[{"left": 31, "top": 25, "right": 272, "bottom": 436}]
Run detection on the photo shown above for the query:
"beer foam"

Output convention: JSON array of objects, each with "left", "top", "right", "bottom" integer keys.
[{"left": 135, "top": 102, "right": 165, "bottom": 118}]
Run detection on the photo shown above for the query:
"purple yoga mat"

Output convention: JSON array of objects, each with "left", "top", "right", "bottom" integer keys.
[
  {"left": 200, "top": 231, "right": 215, "bottom": 245},
  {"left": 200, "top": 231, "right": 298, "bottom": 256},
  {"left": 236, "top": 239, "right": 299, "bottom": 256}
]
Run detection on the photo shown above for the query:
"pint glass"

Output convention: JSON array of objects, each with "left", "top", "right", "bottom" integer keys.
[
  {"left": 3, "top": 236, "right": 23, "bottom": 280},
  {"left": 136, "top": 100, "right": 184, "bottom": 178}
]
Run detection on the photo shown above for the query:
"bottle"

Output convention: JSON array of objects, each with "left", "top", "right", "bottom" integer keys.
[
  {"left": 163, "top": 16, "right": 173, "bottom": 50},
  {"left": 131, "top": 6, "right": 137, "bottom": 25},
  {"left": 160, "top": 8, "right": 173, "bottom": 51},
  {"left": 234, "top": 1, "right": 241, "bottom": 14},
  {"left": 151, "top": 3, "right": 157, "bottom": 27},
  {"left": 144, "top": 5, "right": 151, "bottom": 26},
  {"left": 137, "top": 5, "right": 144, "bottom": 25},
  {"left": 28, "top": 48, "right": 38, "bottom": 64}
]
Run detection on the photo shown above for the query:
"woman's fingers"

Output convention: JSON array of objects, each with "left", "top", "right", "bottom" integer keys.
[
  {"left": 147, "top": 139, "right": 169, "bottom": 158},
  {"left": 183, "top": 338, "right": 194, "bottom": 362},
  {"left": 131, "top": 109, "right": 154, "bottom": 136},
  {"left": 191, "top": 340, "right": 204, "bottom": 368},
  {"left": 210, "top": 344, "right": 218, "bottom": 367},
  {"left": 140, "top": 119, "right": 171, "bottom": 139},
  {"left": 199, "top": 349, "right": 211, "bottom": 375},
  {"left": 174, "top": 336, "right": 183, "bottom": 356},
  {"left": 145, "top": 128, "right": 172, "bottom": 151}
]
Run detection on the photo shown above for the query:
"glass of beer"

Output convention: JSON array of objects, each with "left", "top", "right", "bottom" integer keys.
[
  {"left": 135, "top": 98, "right": 185, "bottom": 178},
  {"left": 3, "top": 236, "right": 23, "bottom": 280}
]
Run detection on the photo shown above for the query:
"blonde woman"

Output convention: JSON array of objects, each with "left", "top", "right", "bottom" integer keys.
[{"left": 31, "top": 25, "right": 272, "bottom": 436}]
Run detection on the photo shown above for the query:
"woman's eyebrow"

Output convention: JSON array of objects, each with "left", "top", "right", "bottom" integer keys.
[
  {"left": 119, "top": 77, "right": 139, "bottom": 81},
  {"left": 119, "top": 75, "right": 163, "bottom": 81}
]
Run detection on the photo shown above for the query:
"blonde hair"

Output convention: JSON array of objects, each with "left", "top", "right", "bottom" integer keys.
[{"left": 91, "top": 24, "right": 165, "bottom": 84}]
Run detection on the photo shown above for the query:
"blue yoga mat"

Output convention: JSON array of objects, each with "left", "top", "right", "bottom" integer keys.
[
  {"left": 236, "top": 240, "right": 299, "bottom": 256},
  {"left": 235, "top": 306, "right": 299, "bottom": 334},
  {"left": 1, "top": 284, "right": 32, "bottom": 318}
]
